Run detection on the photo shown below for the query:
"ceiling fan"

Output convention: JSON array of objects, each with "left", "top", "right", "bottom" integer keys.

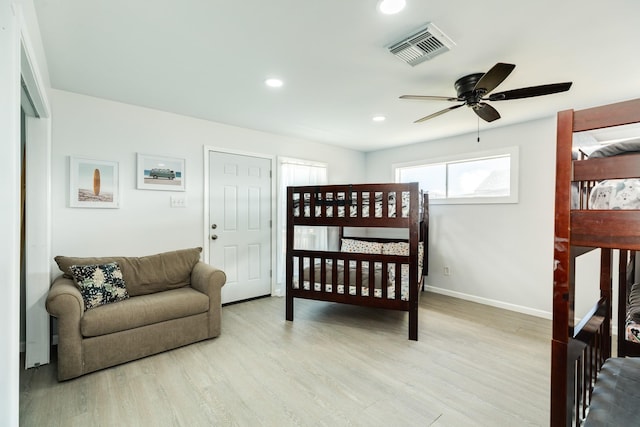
[{"left": 400, "top": 62, "right": 572, "bottom": 123}]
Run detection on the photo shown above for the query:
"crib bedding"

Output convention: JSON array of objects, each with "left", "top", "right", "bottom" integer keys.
[{"left": 293, "top": 190, "right": 412, "bottom": 218}]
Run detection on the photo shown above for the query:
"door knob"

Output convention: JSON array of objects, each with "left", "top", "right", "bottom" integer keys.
[
  {"left": 211, "top": 234, "right": 218, "bottom": 240},
  {"left": 211, "top": 224, "right": 217, "bottom": 229}
]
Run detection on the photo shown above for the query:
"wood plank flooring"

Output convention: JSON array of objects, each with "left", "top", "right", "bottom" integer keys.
[{"left": 19, "top": 292, "right": 551, "bottom": 426}]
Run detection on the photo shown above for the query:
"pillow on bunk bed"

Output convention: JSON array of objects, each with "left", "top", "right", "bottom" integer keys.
[
  {"left": 588, "top": 179, "right": 640, "bottom": 210},
  {"left": 340, "top": 238, "right": 383, "bottom": 254},
  {"left": 382, "top": 241, "right": 425, "bottom": 275},
  {"left": 589, "top": 141, "right": 640, "bottom": 158}
]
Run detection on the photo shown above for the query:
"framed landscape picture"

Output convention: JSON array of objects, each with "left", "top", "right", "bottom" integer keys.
[
  {"left": 136, "top": 153, "right": 185, "bottom": 191},
  {"left": 69, "top": 157, "right": 120, "bottom": 208}
]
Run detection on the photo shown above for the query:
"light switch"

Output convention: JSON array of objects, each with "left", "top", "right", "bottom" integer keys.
[{"left": 170, "top": 195, "right": 187, "bottom": 208}]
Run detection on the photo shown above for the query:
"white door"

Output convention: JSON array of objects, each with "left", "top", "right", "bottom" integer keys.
[{"left": 209, "top": 151, "right": 272, "bottom": 304}]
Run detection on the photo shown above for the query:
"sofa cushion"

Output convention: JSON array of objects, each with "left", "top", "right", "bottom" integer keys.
[
  {"left": 69, "top": 262, "right": 129, "bottom": 310},
  {"left": 55, "top": 247, "right": 202, "bottom": 297},
  {"left": 80, "top": 286, "right": 209, "bottom": 337}
]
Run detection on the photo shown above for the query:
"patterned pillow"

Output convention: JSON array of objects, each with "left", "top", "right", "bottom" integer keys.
[
  {"left": 340, "top": 238, "right": 383, "bottom": 254},
  {"left": 381, "top": 241, "right": 410, "bottom": 256},
  {"left": 69, "top": 262, "right": 129, "bottom": 310},
  {"left": 382, "top": 241, "right": 425, "bottom": 280}
]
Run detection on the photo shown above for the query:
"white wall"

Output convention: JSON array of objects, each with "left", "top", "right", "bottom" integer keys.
[
  {"left": 365, "top": 117, "right": 557, "bottom": 317},
  {"left": 51, "top": 90, "right": 560, "bottom": 320},
  {"left": 50, "top": 90, "right": 365, "bottom": 268}
]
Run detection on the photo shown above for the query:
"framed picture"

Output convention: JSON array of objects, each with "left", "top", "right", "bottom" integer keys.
[
  {"left": 136, "top": 153, "right": 186, "bottom": 191},
  {"left": 69, "top": 157, "right": 120, "bottom": 208}
]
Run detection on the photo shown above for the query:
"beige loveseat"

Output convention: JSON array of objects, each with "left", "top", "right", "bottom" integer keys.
[{"left": 46, "top": 247, "right": 226, "bottom": 381}]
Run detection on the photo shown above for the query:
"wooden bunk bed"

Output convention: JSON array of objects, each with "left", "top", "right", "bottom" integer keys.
[
  {"left": 285, "top": 182, "right": 428, "bottom": 341},
  {"left": 551, "top": 98, "right": 640, "bottom": 426}
]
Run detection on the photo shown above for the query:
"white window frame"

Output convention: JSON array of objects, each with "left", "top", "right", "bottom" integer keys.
[{"left": 393, "top": 146, "right": 519, "bottom": 205}]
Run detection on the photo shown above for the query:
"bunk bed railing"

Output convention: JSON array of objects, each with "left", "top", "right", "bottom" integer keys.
[
  {"left": 570, "top": 211, "right": 640, "bottom": 250},
  {"left": 561, "top": 297, "right": 609, "bottom": 427},
  {"left": 573, "top": 153, "right": 640, "bottom": 182},
  {"left": 289, "top": 249, "right": 413, "bottom": 310}
]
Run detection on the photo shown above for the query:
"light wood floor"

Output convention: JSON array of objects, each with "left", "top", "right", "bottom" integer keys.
[{"left": 20, "top": 292, "right": 551, "bottom": 426}]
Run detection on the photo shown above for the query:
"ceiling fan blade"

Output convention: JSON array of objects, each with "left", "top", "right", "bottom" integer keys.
[
  {"left": 414, "top": 104, "right": 464, "bottom": 123},
  {"left": 487, "top": 82, "right": 573, "bottom": 101},
  {"left": 400, "top": 95, "right": 459, "bottom": 102},
  {"left": 473, "top": 63, "right": 516, "bottom": 95},
  {"left": 473, "top": 103, "right": 501, "bottom": 122}
]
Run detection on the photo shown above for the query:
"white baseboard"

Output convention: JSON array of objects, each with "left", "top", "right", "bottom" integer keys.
[
  {"left": 424, "top": 285, "right": 552, "bottom": 320},
  {"left": 424, "top": 286, "right": 621, "bottom": 336}
]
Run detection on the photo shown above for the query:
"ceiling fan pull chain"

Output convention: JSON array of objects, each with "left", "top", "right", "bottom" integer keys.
[{"left": 477, "top": 116, "right": 480, "bottom": 142}]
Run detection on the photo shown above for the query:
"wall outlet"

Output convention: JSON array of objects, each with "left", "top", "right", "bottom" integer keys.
[
  {"left": 170, "top": 195, "right": 187, "bottom": 208},
  {"left": 443, "top": 266, "right": 451, "bottom": 276}
]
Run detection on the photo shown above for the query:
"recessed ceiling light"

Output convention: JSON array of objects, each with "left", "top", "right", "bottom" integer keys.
[
  {"left": 372, "top": 115, "right": 386, "bottom": 122},
  {"left": 378, "top": 0, "right": 406, "bottom": 15},
  {"left": 265, "top": 78, "right": 284, "bottom": 88}
]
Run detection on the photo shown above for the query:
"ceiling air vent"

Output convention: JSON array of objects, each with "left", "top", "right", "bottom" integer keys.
[{"left": 388, "top": 23, "right": 455, "bottom": 66}]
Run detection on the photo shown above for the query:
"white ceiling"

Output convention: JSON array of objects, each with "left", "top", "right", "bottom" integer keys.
[{"left": 33, "top": 0, "right": 640, "bottom": 152}]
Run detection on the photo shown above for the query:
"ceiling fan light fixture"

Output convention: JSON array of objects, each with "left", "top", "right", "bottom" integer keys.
[{"left": 378, "top": 0, "right": 406, "bottom": 15}]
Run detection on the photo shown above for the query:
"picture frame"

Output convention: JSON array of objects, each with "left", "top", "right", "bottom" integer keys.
[
  {"left": 69, "top": 157, "right": 120, "bottom": 208},
  {"left": 136, "top": 153, "right": 186, "bottom": 191}
]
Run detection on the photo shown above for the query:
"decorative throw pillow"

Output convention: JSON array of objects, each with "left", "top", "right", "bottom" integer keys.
[
  {"left": 69, "top": 262, "right": 129, "bottom": 310},
  {"left": 340, "top": 238, "right": 383, "bottom": 254}
]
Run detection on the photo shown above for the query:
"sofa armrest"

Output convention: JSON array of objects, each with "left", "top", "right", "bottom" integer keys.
[
  {"left": 46, "top": 276, "right": 86, "bottom": 380},
  {"left": 190, "top": 261, "right": 226, "bottom": 337},
  {"left": 46, "top": 276, "right": 85, "bottom": 318}
]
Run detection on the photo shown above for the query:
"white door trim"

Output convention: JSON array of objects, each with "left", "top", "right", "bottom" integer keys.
[
  {"left": 1, "top": 5, "right": 22, "bottom": 425},
  {"left": 203, "top": 145, "right": 277, "bottom": 296},
  {"left": 20, "top": 10, "right": 53, "bottom": 369}
]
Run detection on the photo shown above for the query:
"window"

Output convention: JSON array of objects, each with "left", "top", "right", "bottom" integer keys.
[
  {"left": 276, "top": 157, "right": 328, "bottom": 295},
  {"left": 394, "top": 146, "right": 519, "bottom": 204}
]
